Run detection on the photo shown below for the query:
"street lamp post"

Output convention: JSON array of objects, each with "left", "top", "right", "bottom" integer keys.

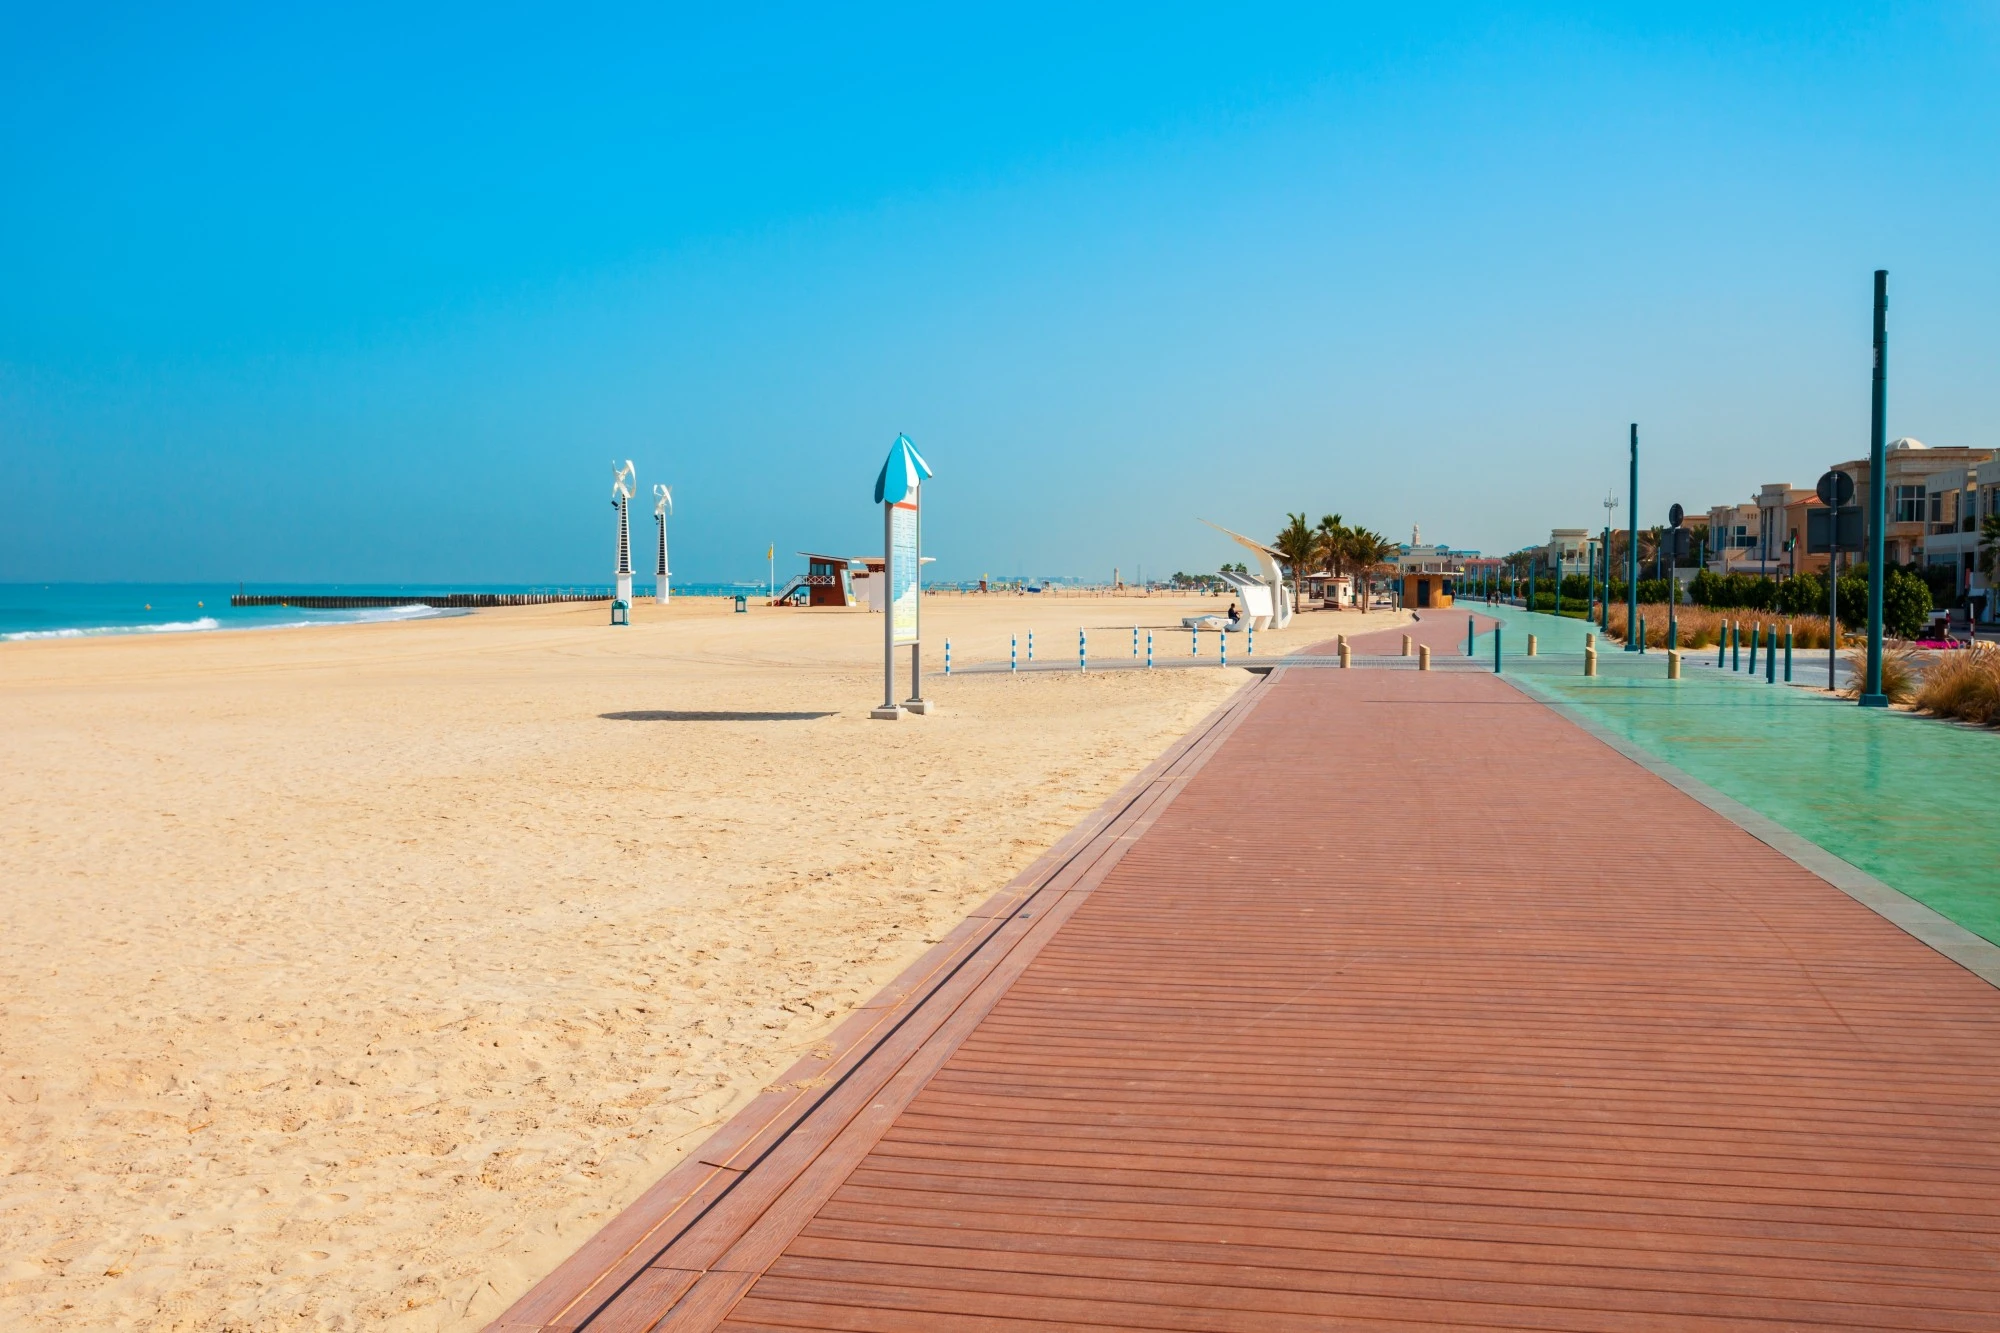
[
  {"left": 1626, "top": 425, "right": 1640, "bottom": 650},
  {"left": 1861, "top": 269, "right": 1889, "bottom": 707}
]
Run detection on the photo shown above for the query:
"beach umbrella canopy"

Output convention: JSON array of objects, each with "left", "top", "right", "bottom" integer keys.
[{"left": 873, "top": 433, "right": 933, "bottom": 505}]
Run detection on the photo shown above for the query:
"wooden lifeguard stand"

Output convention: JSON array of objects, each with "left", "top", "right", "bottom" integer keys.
[{"left": 771, "top": 553, "right": 856, "bottom": 606}]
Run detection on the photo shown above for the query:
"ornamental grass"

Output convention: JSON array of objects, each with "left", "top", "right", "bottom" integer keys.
[
  {"left": 1843, "top": 644, "right": 1918, "bottom": 704},
  {"left": 1604, "top": 605, "right": 1836, "bottom": 651},
  {"left": 1912, "top": 643, "right": 2000, "bottom": 726}
]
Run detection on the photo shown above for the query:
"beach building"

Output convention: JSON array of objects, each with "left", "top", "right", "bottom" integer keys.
[
  {"left": 772, "top": 552, "right": 858, "bottom": 607},
  {"left": 1303, "top": 571, "right": 1356, "bottom": 607},
  {"left": 1393, "top": 542, "right": 1464, "bottom": 609}
]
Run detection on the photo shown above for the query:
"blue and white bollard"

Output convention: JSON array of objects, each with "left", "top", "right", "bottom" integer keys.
[
  {"left": 1146, "top": 632, "right": 1153, "bottom": 668},
  {"left": 1028, "top": 631, "right": 1034, "bottom": 662},
  {"left": 1191, "top": 627, "right": 1198, "bottom": 657},
  {"left": 1078, "top": 628, "right": 1087, "bottom": 673},
  {"left": 1132, "top": 625, "right": 1139, "bottom": 657},
  {"left": 1247, "top": 626, "right": 1254, "bottom": 656},
  {"left": 1220, "top": 633, "right": 1227, "bottom": 668},
  {"left": 944, "top": 639, "right": 951, "bottom": 675},
  {"left": 1011, "top": 636, "right": 1017, "bottom": 673}
]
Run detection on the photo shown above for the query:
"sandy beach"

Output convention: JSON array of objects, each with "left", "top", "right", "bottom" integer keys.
[{"left": 0, "top": 591, "right": 1405, "bottom": 1331}]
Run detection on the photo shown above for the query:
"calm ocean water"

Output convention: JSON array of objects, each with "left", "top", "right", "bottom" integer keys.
[{"left": 0, "top": 583, "right": 768, "bottom": 641}]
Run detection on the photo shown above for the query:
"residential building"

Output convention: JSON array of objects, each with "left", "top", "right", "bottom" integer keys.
[
  {"left": 1912, "top": 463, "right": 1997, "bottom": 614},
  {"left": 1704, "top": 502, "right": 1761, "bottom": 574},
  {"left": 1829, "top": 436, "right": 1996, "bottom": 583}
]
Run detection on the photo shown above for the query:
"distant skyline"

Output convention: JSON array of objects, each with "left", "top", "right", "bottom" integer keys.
[{"left": 4, "top": 4, "right": 1997, "bottom": 584}]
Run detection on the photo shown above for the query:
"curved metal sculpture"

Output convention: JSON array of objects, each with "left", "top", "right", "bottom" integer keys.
[
  {"left": 1198, "top": 520, "right": 1293, "bottom": 630},
  {"left": 652, "top": 482, "right": 672, "bottom": 605}
]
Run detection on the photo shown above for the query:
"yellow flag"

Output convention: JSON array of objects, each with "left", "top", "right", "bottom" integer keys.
[{"left": 767, "top": 544, "right": 774, "bottom": 560}]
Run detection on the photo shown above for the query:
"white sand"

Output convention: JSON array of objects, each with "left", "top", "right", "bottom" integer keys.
[{"left": 0, "top": 593, "right": 1404, "bottom": 1331}]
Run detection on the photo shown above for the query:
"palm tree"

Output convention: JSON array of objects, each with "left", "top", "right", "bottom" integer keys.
[
  {"left": 1341, "top": 526, "right": 1395, "bottom": 607},
  {"left": 1273, "top": 512, "right": 1318, "bottom": 609},
  {"left": 1981, "top": 513, "right": 2000, "bottom": 583},
  {"left": 1313, "top": 514, "right": 1348, "bottom": 605}
]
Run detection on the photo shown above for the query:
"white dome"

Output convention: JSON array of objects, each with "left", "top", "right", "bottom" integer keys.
[{"left": 1888, "top": 437, "right": 1927, "bottom": 451}]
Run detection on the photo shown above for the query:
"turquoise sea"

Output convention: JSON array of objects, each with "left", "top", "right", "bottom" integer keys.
[{"left": 0, "top": 582, "right": 769, "bottom": 641}]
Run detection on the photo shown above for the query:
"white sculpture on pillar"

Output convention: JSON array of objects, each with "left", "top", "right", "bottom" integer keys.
[
  {"left": 652, "top": 483, "right": 672, "bottom": 605},
  {"left": 611, "top": 460, "right": 635, "bottom": 605}
]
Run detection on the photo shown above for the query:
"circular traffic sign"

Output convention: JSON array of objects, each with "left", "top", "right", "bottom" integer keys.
[
  {"left": 1817, "top": 469, "right": 1855, "bottom": 507},
  {"left": 1668, "top": 503, "right": 1684, "bottom": 528}
]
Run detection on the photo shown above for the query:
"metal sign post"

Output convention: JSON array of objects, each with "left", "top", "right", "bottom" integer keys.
[
  {"left": 1667, "top": 503, "right": 1685, "bottom": 650},
  {"left": 872, "top": 434, "right": 934, "bottom": 720},
  {"left": 1816, "top": 469, "right": 1855, "bottom": 692}
]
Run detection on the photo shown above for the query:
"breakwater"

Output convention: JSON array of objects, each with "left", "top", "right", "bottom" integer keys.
[{"left": 229, "top": 592, "right": 610, "bottom": 609}]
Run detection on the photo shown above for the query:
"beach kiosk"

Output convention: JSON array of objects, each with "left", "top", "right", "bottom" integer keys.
[{"left": 1395, "top": 542, "right": 1462, "bottom": 609}]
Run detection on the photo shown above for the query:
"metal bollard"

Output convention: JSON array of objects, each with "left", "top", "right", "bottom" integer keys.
[
  {"left": 1766, "top": 628, "right": 1777, "bottom": 683},
  {"left": 1247, "top": 627, "right": 1254, "bottom": 656},
  {"left": 944, "top": 639, "right": 951, "bottom": 675},
  {"left": 1494, "top": 624, "right": 1503, "bottom": 674},
  {"left": 1751, "top": 624, "right": 1761, "bottom": 675},
  {"left": 1467, "top": 615, "right": 1475, "bottom": 656},
  {"left": 1668, "top": 649, "right": 1682, "bottom": 680},
  {"left": 1638, "top": 616, "right": 1646, "bottom": 653},
  {"left": 1784, "top": 624, "right": 1793, "bottom": 682},
  {"left": 1132, "top": 625, "right": 1138, "bottom": 657},
  {"left": 1220, "top": 633, "right": 1228, "bottom": 668},
  {"left": 1717, "top": 631, "right": 1726, "bottom": 669},
  {"left": 1527, "top": 634, "right": 1538, "bottom": 656},
  {"left": 1028, "top": 630, "right": 1035, "bottom": 662},
  {"left": 1732, "top": 622, "right": 1740, "bottom": 671},
  {"left": 1584, "top": 647, "right": 1597, "bottom": 676},
  {"left": 1079, "top": 628, "right": 1087, "bottom": 673},
  {"left": 1146, "top": 631, "right": 1153, "bottom": 668},
  {"left": 1191, "top": 628, "right": 1198, "bottom": 657},
  {"left": 1011, "top": 635, "right": 1018, "bottom": 672}
]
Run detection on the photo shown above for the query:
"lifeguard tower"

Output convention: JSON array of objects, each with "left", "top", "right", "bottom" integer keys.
[{"left": 770, "top": 552, "right": 857, "bottom": 606}]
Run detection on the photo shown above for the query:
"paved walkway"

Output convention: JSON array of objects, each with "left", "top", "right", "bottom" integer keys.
[
  {"left": 1468, "top": 602, "right": 2000, "bottom": 947},
  {"left": 493, "top": 662, "right": 2000, "bottom": 1332}
]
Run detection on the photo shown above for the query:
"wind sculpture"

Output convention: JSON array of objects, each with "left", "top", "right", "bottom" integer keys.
[
  {"left": 652, "top": 482, "right": 673, "bottom": 604},
  {"left": 611, "top": 460, "right": 636, "bottom": 605}
]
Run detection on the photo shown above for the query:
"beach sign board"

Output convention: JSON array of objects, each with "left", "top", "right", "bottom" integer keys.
[
  {"left": 873, "top": 434, "right": 933, "bottom": 718},
  {"left": 890, "top": 501, "right": 920, "bottom": 645}
]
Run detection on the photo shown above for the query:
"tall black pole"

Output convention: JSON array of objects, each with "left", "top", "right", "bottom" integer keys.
[
  {"left": 1861, "top": 270, "right": 1889, "bottom": 705},
  {"left": 1625, "top": 424, "right": 1639, "bottom": 650}
]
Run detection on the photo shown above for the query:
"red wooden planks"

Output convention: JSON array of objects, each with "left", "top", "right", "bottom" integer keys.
[{"left": 711, "top": 667, "right": 2000, "bottom": 1331}]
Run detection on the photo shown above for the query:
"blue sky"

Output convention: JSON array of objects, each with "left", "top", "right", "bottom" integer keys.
[{"left": 3, "top": 3, "right": 1997, "bottom": 584}]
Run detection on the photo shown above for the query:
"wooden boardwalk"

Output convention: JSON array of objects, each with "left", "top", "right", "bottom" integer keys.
[{"left": 493, "top": 660, "right": 2000, "bottom": 1332}]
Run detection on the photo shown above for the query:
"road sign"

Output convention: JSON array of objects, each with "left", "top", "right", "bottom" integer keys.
[
  {"left": 1807, "top": 507, "right": 1863, "bottom": 553},
  {"left": 1668, "top": 503, "right": 1684, "bottom": 528},
  {"left": 1816, "top": 469, "right": 1855, "bottom": 508}
]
